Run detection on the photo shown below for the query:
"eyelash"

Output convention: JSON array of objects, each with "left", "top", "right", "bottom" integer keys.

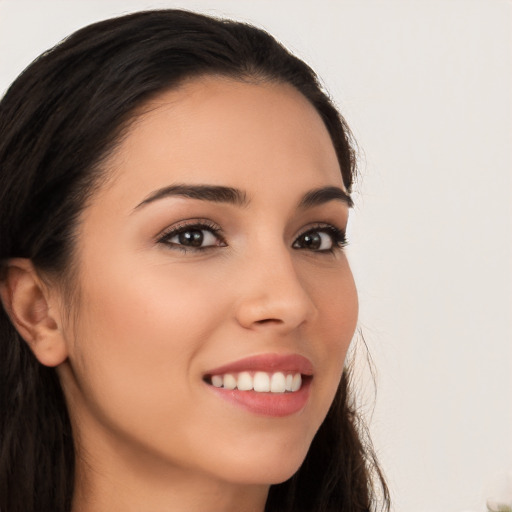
[
  {"left": 294, "top": 224, "right": 348, "bottom": 254},
  {"left": 156, "top": 221, "right": 348, "bottom": 254},
  {"left": 156, "top": 220, "right": 226, "bottom": 253}
]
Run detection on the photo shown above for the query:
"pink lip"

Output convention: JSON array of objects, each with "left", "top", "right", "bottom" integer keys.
[
  {"left": 204, "top": 353, "right": 313, "bottom": 417},
  {"left": 204, "top": 353, "right": 314, "bottom": 377}
]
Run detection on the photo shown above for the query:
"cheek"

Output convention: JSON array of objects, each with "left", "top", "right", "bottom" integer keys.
[
  {"left": 307, "top": 262, "right": 358, "bottom": 407},
  {"left": 68, "top": 257, "right": 228, "bottom": 429},
  {"left": 309, "top": 259, "right": 358, "bottom": 349},
  {"left": 79, "top": 252, "right": 225, "bottom": 345}
]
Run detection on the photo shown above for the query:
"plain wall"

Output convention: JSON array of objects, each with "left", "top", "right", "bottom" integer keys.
[{"left": 1, "top": 1, "right": 510, "bottom": 510}]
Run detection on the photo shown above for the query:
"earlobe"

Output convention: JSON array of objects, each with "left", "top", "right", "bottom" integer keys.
[{"left": 0, "top": 258, "right": 68, "bottom": 367}]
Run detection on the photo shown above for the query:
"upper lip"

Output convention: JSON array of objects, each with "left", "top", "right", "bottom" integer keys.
[{"left": 205, "top": 353, "right": 314, "bottom": 376}]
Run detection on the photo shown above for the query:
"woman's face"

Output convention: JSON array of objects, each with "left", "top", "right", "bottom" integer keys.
[{"left": 57, "top": 77, "right": 358, "bottom": 488}]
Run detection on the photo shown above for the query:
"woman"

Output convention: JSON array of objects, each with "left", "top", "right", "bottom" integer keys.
[{"left": 0, "top": 9, "right": 389, "bottom": 512}]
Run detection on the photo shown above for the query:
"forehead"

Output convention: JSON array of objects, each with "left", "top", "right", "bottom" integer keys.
[{"left": 97, "top": 76, "right": 344, "bottom": 208}]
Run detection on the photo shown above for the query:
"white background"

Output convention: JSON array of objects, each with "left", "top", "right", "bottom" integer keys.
[{"left": 1, "top": 1, "right": 510, "bottom": 511}]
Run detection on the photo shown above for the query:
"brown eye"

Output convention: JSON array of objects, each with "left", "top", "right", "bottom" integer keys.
[
  {"left": 176, "top": 230, "right": 205, "bottom": 247},
  {"left": 167, "top": 228, "right": 219, "bottom": 248},
  {"left": 293, "top": 226, "right": 347, "bottom": 252},
  {"left": 294, "top": 231, "right": 332, "bottom": 251},
  {"left": 158, "top": 223, "right": 226, "bottom": 251}
]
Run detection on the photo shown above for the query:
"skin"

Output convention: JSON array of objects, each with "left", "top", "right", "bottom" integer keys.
[{"left": 15, "top": 77, "right": 358, "bottom": 511}]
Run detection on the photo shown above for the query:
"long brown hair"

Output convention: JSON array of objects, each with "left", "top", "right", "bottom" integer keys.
[{"left": 0, "top": 9, "right": 389, "bottom": 511}]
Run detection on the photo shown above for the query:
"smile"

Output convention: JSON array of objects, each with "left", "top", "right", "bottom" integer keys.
[
  {"left": 204, "top": 354, "right": 313, "bottom": 417},
  {"left": 206, "top": 371, "right": 303, "bottom": 393}
]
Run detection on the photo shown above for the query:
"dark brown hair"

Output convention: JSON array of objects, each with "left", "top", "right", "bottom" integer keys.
[{"left": 0, "top": 9, "right": 389, "bottom": 512}]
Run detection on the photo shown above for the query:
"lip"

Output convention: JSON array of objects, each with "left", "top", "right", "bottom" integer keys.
[
  {"left": 204, "top": 353, "right": 314, "bottom": 377},
  {"left": 203, "top": 353, "right": 313, "bottom": 417}
]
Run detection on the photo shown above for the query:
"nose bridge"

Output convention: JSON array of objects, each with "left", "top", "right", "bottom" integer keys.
[{"left": 234, "top": 237, "right": 316, "bottom": 330}]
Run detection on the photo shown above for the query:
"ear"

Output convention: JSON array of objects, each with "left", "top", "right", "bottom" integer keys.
[{"left": 0, "top": 258, "right": 68, "bottom": 367}]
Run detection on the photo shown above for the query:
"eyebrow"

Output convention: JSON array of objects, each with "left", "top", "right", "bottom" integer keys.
[
  {"left": 133, "top": 183, "right": 352, "bottom": 211},
  {"left": 298, "top": 186, "right": 353, "bottom": 209},
  {"left": 134, "top": 184, "right": 249, "bottom": 210}
]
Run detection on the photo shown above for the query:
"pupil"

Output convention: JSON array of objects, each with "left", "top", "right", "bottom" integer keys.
[
  {"left": 303, "top": 232, "right": 321, "bottom": 250},
  {"left": 179, "top": 230, "right": 203, "bottom": 247}
]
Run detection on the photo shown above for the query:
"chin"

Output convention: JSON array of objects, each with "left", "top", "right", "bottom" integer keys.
[{"left": 211, "top": 442, "right": 311, "bottom": 486}]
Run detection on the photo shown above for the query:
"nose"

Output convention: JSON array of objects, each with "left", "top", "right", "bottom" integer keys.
[{"left": 234, "top": 247, "right": 317, "bottom": 332}]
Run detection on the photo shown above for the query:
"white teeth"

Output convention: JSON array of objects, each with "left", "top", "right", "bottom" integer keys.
[
  {"left": 270, "top": 372, "right": 286, "bottom": 393},
  {"left": 253, "top": 372, "right": 270, "bottom": 392},
  {"left": 291, "top": 373, "right": 302, "bottom": 392},
  {"left": 211, "top": 375, "right": 223, "bottom": 388},
  {"left": 285, "top": 374, "right": 294, "bottom": 391},
  {"left": 223, "top": 374, "right": 237, "bottom": 390},
  {"left": 237, "top": 372, "right": 252, "bottom": 391},
  {"left": 210, "top": 371, "right": 303, "bottom": 393}
]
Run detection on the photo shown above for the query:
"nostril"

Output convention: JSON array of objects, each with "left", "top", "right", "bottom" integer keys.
[{"left": 254, "top": 318, "right": 283, "bottom": 325}]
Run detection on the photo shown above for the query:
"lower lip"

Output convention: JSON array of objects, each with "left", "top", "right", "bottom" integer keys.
[{"left": 206, "top": 378, "right": 311, "bottom": 417}]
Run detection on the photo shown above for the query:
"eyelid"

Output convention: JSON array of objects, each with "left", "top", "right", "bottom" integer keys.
[
  {"left": 293, "top": 223, "right": 348, "bottom": 252},
  {"left": 155, "top": 219, "right": 225, "bottom": 248}
]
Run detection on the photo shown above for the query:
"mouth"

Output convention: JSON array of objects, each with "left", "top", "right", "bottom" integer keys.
[
  {"left": 203, "top": 353, "right": 313, "bottom": 417},
  {"left": 203, "top": 371, "right": 310, "bottom": 393}
]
